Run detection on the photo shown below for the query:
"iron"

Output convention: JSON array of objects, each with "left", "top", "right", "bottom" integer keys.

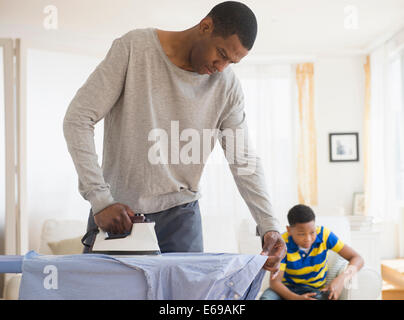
[{"left": 91, "top": 214, "right": 161, "bottom": 255}]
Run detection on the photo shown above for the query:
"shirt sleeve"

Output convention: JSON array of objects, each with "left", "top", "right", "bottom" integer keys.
[
  {"left": 325, "top": 227, "right": 345, "bottom": 253},
  {"left": 280, "top": 255, "right": 287, "bottom": 271},
  {"left": 218, "top": 76, "right": 281, "bottom": 244},
  {"left": 63, "top": 36, "right": 129, "bottom": 215}
]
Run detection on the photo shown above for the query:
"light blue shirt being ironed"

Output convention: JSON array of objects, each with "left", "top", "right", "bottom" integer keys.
[{"left": 19, "top": 251, "right": 268, "bottom": 300}]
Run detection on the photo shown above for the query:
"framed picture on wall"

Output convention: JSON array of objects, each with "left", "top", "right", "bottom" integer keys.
[
  {"left": 353, "top": 192, "right": 365, "bottom": 215},
  {"left": 329, "top": 132, "right": 359, "bottom": 162}
]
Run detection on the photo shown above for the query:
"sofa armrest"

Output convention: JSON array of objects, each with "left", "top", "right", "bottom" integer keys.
[
  {"left": 3, "top": 274, "right": 22, "bottom": 300},
  {"left": 332, "top": 261, "right": 382, "bottom": 300},
  {"left": 347, "top": 266, "right": 382, "bottom": 300}
]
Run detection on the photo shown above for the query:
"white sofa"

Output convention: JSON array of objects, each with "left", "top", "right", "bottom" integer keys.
[{"left": 3, "top": 215, "right": 382, "bottom": 300}]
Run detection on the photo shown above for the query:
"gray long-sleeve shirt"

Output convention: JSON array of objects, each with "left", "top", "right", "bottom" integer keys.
[{"left": 63, "top": 28, "right": 281, "bottom": 237}]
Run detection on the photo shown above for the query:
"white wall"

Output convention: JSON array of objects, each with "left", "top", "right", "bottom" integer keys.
[{"left": 313, "top": 56, "right": 366, "bottom": 216}]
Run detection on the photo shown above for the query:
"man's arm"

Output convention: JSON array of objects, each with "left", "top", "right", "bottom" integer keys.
[
  {"left": 218, "top": 76, "right": 286, "bottom": 274},
  {"left": 218, "top": 81, "right": 281, "bottom": 239},
  {"left": 63, "top": 36, "right": 129, "bottom": 215}
]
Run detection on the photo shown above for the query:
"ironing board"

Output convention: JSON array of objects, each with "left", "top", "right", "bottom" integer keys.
[
  {"left": 0, "top": 251, "right": 268, "bottom": 300},
  {"left": 0, "top": 255, "right": 23, "bottom": 273}
]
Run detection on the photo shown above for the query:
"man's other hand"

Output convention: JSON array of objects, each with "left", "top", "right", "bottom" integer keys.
[
  {"left": 260, "top": 231, "right": 287, "bottom": 280},
  {"left": 93, "top": 203, "right": 135, "bottom": 234}
]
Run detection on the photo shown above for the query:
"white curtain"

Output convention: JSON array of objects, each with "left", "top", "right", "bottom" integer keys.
[
  {"left": 367, "top": 41, "right": 404, "bottom": 221},
  {"left": 199, "top": 63, "right": 298, "bottom": 239}
]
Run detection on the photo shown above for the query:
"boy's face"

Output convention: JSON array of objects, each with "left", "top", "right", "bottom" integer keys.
[{"left": 287, "top": 221, "right": 317, "bottom": 249}]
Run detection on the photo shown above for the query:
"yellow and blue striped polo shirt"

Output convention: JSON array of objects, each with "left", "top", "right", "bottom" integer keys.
[{"left": 280, "top": 226, "right": 345, "bottom": 289}]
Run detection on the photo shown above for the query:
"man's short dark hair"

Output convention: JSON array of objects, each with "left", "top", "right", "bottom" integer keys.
[
  {"left": 207, "top": 1, "right": 257, "bottom": 50},
  {"left": 287, "top": 204, "right": 316, "bottom": 226}
]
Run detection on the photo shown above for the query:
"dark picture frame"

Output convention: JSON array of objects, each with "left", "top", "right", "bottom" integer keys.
[{"left": 329, "top": 133, "right": 359, "bottom": 162}]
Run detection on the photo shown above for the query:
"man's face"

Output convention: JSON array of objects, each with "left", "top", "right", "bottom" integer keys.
[
  {"left": 191, "top": 19, "right": 249, "bottom": 75},
  {"left": 287, "top": 221, "right": 317, "bottom": 250}
]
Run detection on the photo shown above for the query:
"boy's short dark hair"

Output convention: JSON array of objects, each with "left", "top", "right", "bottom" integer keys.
[
  {"left": 287, "top": 204, "right": 316, "bottom": 226},
  {"left": 207, "top": 1, "right": 258, "bottom": 50}
]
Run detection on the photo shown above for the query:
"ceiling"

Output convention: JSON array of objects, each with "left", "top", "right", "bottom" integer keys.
[{"left": 0, "top": 0, "right": 404, "bottom": 57}]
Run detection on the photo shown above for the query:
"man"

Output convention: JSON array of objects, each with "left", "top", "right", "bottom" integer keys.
[{"left": 63, "top": 1, "right": 286, "bottom": 278}]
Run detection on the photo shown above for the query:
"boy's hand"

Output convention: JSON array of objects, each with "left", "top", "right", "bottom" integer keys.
[
  {"left": 260, "top": 231, "right": 287, "bottom": 279},
  {"left": 297, "top": 292, "right": 318, "bottom": 300},
  {"left": 321, "top": 276, "right": 345, "bottom": 300}
]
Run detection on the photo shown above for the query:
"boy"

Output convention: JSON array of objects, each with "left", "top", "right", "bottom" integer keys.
[{"left": 260, "top": 204, "right": 364, "bottom": 300}]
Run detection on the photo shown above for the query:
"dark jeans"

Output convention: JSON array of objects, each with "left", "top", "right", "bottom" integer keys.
[
  {"left": 82, "top": 200, "right": 204, "bottom": 254},
  {"left": 260, "top": 284, "right": 329, "bottom": 300}
]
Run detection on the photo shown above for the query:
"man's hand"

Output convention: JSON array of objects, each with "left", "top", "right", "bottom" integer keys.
[
  {"left": 260, "top": 231, "right": 287, "bottom": 280},
  {"left": 93, "top": 203, "right": 136, "bottom": 234}
]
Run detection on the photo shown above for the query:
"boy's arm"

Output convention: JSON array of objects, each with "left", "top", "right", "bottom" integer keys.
[
  {"left": 336, "top": 244, "right": 364, "bottom": 282},
  {"left": 269, "top": 270, "right": 296, "bottom": 300},
  {"left": 269, "top": 270, "right": 316, "bottom": 300},
  {"left": 338, "top": 244, "right": 364, "bottom": 274}
]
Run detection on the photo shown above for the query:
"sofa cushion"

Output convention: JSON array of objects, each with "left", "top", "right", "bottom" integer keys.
[
  {"left": 38, "top": 219, "right": 87, "bottom": 254},
  {"left": 48, "top": 236, "right": 84, "bottom": 255}
]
